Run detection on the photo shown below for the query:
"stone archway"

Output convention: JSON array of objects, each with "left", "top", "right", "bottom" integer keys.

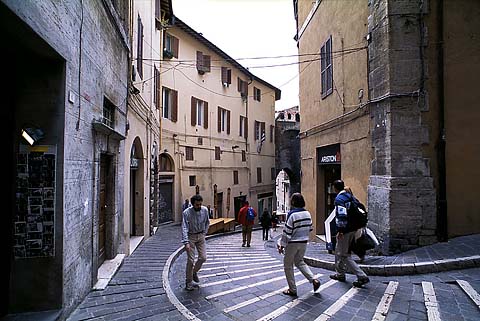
[
  {"left": 158, "top": 153, "right": 175, "bottom": 223},
  {"left": 129, "top": 137, "right": 144, "bottom": 236}
]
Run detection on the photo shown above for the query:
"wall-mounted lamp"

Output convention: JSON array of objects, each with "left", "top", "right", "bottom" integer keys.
[
  {"left": 232, "top": 145, "right": 239, "bottom": 150},
  {"left": 21, "top": 127, "right": 44, "bottom": 146}
]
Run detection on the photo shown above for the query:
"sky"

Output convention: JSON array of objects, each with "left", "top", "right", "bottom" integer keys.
[{"left": 172, "top": 0, "right": 299, "bottom": 111}]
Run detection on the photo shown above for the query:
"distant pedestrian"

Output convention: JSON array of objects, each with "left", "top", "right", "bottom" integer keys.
[
  {"left": 181, "top": 194, "right": 210, "bottom": 291},
  {"left": 207, "top": 205, "right": 214, "bottom": 219},
  {"left": 278, "top": 193, "right": 320, "bottom": 296},
  {"left": 260, "top": 208, "right": 272, "bottom": 241},
  {"left": 182, "top": 199, "right": 191, "bottom": 212},
  {"left": 330, "top": 180, "right": 370, "bottom": 287},
  {"left": 238, "top": 201, "right": 256, "bottom": 247}
]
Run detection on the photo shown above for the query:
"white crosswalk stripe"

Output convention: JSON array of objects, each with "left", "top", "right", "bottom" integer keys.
[
  {"left": 422, "top": 282, "right": 442, "bottom": 321},
  {"left": 202, "top": 257, "right": 275, "bottom": 265},
  {"left": 314, "top": 286, "right": 360, "bottom": 321},
  {"left": 206, "top": 272, "right": 302, "bottom": 300},
  {"left": 200, "top": 263, "right": 283, "bottom": 278},
  {"left": 372, "top": 281, "right": 399, "bottom": 321},
  {"left": 256, "top": 280, "right": 336, "bottom": 321},
  {"left": 456, "top": 280, "right": 480, "bottom": 309},
  {"left": 223, "top": 274, "right": 323, "bottom": 313},
  {"left": 201, "top": 259, "right": 278, "bottom": 271},
  {"left": 202, "top": 268, "right": 284, "bottom": 287}
]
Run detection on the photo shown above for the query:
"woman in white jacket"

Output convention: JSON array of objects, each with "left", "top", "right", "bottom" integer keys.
[{"left": 278, "top": 193, "right": 321, "bottom": 296}]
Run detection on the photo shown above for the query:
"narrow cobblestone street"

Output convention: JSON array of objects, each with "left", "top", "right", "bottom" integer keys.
[{"left": 67, "top": 224, "right": 480, "bottom": 321}]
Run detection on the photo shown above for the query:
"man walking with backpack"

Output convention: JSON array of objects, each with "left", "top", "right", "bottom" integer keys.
[
  {"left": 330, "top": 180, "right": 370, "bottom": 287},
  {"left": 238, "top": 201, "right": 256, "bottom": 247}
]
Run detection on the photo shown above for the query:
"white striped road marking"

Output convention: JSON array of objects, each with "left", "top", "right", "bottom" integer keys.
[
  {"left": 257, "top": 280, "right": 336, "bottom": 321},
  {"left": 202, "top": 269, "right": 284, "bottom": 287},
  {"left": 207, "top": 254, "right": 271, "bottom": 258},
  {"left": 456, "top": 280, "right": 480, "bottom": 309},
  {"left": 314, "top": 286, "right": 360, "bottom": 321},
  {"left": 372, "top": 281, "right": 399, "bottom": 321},
  {"left": 203, "top": 257, "right": 276, "bottom": 265},
  {"left": 200, "top": 263, "right": 284, "bottom": 278},
  {"left": 422, "top": 282, "right": 442, "bottom": 321},
  {"left": 206, "top": 250, "right": 267, "bottom": 253},
  {"left": 206, "top": 272, "right": 302, "bottom": 300},
  {"left": 201, "top": 259, "right": 278, "bottom": 271},
  {"left": 224, "top": 274, "right": 322, "bottom": 313}
]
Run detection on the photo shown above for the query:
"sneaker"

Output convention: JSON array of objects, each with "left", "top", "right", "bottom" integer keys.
[
  {"left": 247, "top": 244, "right": 251, "bottom": 247},
  {"left": 352, "top": 276, "right": 370, "bottom": 288},
  {"left": 193, "top": 272, "right": 200, "bottom": 283},
  {"left": 329, "top": 274, "right": 346, "bottom": 282},
  {"left": 242, "top": 243, "right": 246, "bottom": 247},
  {"left": 312, "top": 279, "right": 321, "bottom": 292}
]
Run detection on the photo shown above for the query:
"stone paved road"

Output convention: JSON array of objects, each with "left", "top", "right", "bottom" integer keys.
[{"left": 170, "top": 229, "right": 480, "bottom": 321}]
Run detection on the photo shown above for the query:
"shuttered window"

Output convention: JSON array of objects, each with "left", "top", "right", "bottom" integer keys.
[
  {"left": 221, "top": 67, "right": 232, "bottom": 86},
  {"left": 321, "top": 35, "right": 333, "bottom": 98},
  {"left": 137, "top": 15, "right": 144, "bottom": 79},
  {"left": 154, "top": 66, "right": 160, "bottom": 109},
  {"left": 237, "top": 77, "right": 248, "bottom": 97},
  {"left": 164, "top": 33, "right": 179, "bottom": 59},
  {"left": 191, "top": 97, "right": 208, "bottom": 128},
  {"left": 196, "top": 51, "right": 211, "bottom": 74},
  {"left": 254, "top": 87, "right": 261, "bottom": 101},
  {"left": 242, "top": 150, "right": 246, "bottom": 162},
  {"left": 257, "top": 167, "right": 262, "bottom": 183},
  {"left": 217, "top": 106, "right": 230, "bottom": 134},
  {"left": 162, "top": 87, "right": 178, "bottom": 122},
  {"left": 233, "top": 171, "right": 239, "bottom": 185},
  {"left": 215, "top": 146, "right": 221, "bottom": 160}
]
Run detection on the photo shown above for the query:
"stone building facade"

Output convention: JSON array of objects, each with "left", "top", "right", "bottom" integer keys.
[
  {"left": 294, "top": 0, "right": 480, "bottom": 254},
  {"left": 2, "top": 0, "right": 130, "bottom": 317}
]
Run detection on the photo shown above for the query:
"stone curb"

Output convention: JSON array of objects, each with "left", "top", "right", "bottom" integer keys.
[{"left": 304, "top": 255, "right": 480, "bottom": 276}]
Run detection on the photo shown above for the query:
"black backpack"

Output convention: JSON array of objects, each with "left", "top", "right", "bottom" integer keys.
[{"left": 347, "top": 196, "right": 368, "bottom": 230}]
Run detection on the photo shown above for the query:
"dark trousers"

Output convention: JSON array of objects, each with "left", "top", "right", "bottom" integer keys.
[{"left": 262, "top": 227, "right": 270, "bottom": 240}]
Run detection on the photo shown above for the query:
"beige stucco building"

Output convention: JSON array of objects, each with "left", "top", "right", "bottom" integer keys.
[
  {"left": 159, "top": 17, "right": 280, "bottom": 222},
  {"left": 124, "top": 0, "right": 173, "bottom": 254},
  {"left": 294, "top": 0, "right": 480, "bottom": 254}
]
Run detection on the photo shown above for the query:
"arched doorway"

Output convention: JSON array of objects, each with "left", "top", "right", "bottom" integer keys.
[
  {"left": 130, "top": 138, "right": 144, "bottom": 236},
  {"left": 158, "top": 153, "right": 174, "bottom": 223}
]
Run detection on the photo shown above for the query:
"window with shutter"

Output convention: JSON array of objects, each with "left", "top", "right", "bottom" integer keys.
[
  {"left": 154, "top": 66, "right": 160, "bottom": 109},
  {"left": 254, "top": 87, "right": 261, "bottom": 101},
  {"left": 221, "top": 67, "right": 231, "bottom": 86},
  {"left": 321, "top": 35, "right": 333, "bottom": 99},
  {"left": 242, "top": 150, "right": 246, "bottom": 162},
  {"left": 215, "top": 146, "right": 221, "bottom": 160},
  {"left": 162, "top": 87, "right": 178, "bottom": 122},
  {"left": 233, "top": 171, "right": 239, "bottom": 185},
  {"left": 137, "top": 15, "right": 144, "bottom": 79},
  {"left": 191, "top": 97, "right": 197, "bottom": 126},
  {"left": 257, "top": 167, "right": 262, "bottom": 183}
]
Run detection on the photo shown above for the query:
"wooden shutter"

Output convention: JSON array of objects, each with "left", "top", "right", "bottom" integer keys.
[
  {"left": 227, "top": 110, "right": 230, "bottom": 135},
  {"left": 270, "top": 125, "right": 274, "bottom": 142},
  {"left": 196, "top": 51, "right": 203, "bottom": 72},
  {"left": 221, "top": 67, "right": 227, "bottom": 84},
  {"left": 239, "top": 116, "right": 242, "bottom": 136},
  {"left": 237, "top": 77, "right": 242, "bottom": 92},
  {"left": 245, "top": 117, "right": 248, "bottom": 139},
  {"left": 171, "top": 89, "right": 178, "bottom": 122},
  {"left": 173, "top": 36, "right": 179, "bottom": 58},
  {"left": 227, "top": 69, "right": 231, "bottom": 84},
  {"left": 261, "top": 122, "right": 266, "bottom": 139},
  {"left": 204, "top": 101, "right": 208, "bottom": 129},
  {"left": 191, "top": 97, "right": 197, "bottom": 126},
  {"left": 203, "top": 55, "right": 211, "bottom": 72},
  {"left": 217, "top": 107, "right": 222, "bottom": 132},
  {"left": 254, "top": 121, "right": 258, "bottom": 141}
]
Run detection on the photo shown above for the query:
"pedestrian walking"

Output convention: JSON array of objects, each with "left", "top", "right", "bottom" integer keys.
[
  {"left": 278, "top": 193, "right": 320, "bottom": 296},
  {"left": 207, "top": 205, "right": 214, "bottom": 219},
  {"left": 238, "top": 200, "right": 256, "bottom": 247},
  {"left": 260, "top": 208, "right": 272, "bottom": 240},
  {"left": 330, "top": 180, "right": 370, "bottom": 287},
  {"left": 182, "top": 199, "right": 191, "bottom": 212},
  {"left": 181, "top": 194, "right": 210, "bottom": 291}
]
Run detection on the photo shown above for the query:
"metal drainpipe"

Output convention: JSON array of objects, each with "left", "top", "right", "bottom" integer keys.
[{"left": 436, "top": 0, "right": 448, "bottom": 241}]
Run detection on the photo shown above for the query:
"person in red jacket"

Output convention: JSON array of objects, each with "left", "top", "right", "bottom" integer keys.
[{"left": 238, "top": 201, "right": 256, "bottom": 247}]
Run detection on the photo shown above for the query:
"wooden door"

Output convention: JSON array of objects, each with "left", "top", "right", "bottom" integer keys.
[{"left": 99, "top": 156, "right": 107, "bottom": 266}]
